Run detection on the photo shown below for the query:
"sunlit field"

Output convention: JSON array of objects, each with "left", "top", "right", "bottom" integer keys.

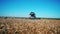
[{"left": 0, "top": 17, "right": 60, "bottom": 34}]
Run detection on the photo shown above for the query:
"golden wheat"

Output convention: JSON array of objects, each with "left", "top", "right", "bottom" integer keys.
[{"left": 0, "top": 18, "right": 60, "bottom": 34}]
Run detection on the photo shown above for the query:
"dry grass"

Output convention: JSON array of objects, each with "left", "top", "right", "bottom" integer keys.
[{"left": 0, "top": 18, "right": 60, "bottom": 34}]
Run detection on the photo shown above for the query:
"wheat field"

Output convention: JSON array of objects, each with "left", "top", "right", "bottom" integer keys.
[{"left": 0, "top": 18, "right": 60, "bottom": 34}]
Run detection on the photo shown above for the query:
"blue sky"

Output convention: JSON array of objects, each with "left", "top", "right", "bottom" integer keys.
[{"left": 0, "top": 0, "right": 60, "bottom": 18}]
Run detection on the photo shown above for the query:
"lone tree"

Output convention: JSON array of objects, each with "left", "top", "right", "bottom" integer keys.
[{"left": 29, "top": 12, "right": 36, "bottom": 18}]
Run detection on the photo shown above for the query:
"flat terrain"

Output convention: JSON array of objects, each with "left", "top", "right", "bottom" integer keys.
[{"left": 0, "top": 18, "right": 60, "bottom": 34}]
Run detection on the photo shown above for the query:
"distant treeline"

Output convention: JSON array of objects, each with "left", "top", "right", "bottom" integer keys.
[{"left": 0, "top": 17, "right": 60, "bottom": 20}]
